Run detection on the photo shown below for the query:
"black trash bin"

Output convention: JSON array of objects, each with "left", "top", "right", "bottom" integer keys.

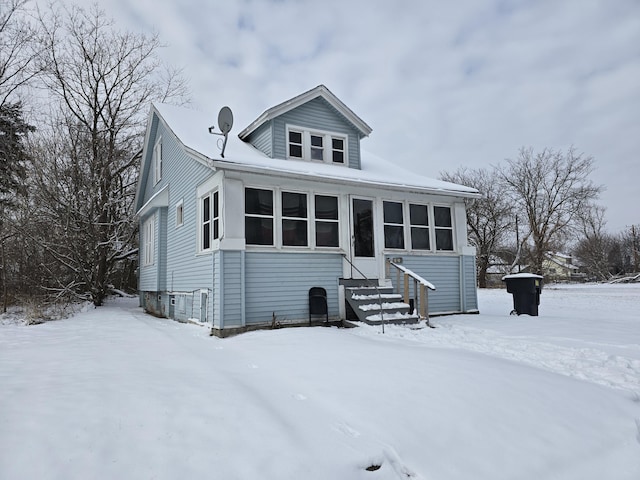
[{"left": 502, "top": 273, "right": 543, "bottom": 316}]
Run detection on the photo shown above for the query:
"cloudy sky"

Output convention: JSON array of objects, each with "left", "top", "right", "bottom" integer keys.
[{"left": 73, "top": 0, "right": 638, "bottom": 233}]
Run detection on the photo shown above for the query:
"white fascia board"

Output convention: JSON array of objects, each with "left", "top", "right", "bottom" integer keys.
[
  {"left": 134, "top": 107, "right": 159, "bottom": 212},
  {"left": 213, "top": 161, "right": 481, "bottom": 199},
  {"left": 136, "top": 185, "right": 169, "bottom": 217}
]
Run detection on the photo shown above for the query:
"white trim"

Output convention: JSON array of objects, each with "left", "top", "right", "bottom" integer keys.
[
  {"left": 153, "top": 136, "right": 162, "bottom": 185},
  {"left": 142, "top": 215, "right": 155, "bottom": 266},
  {"left": 136, "top": 185, "right": 169, "bottom": 217},
  {"left": 285, "top": 124, "right": 348, "bottom": 165},
  {"left": 175, "top": 199, "right": 184, "bottom": 228}
]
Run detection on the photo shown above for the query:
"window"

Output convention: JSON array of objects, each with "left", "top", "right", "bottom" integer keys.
[
  {"left": 409, "top": 204, "right": 430, "bottom": 250},
  {"left": 288, "top": 130, "right": 303, "bottom": 158},
  {"left": 200, "top": 191, "right": 219, "bottom": 251},
  {"left": 176, "top": 200, "right": 184, "bottom": 227},
  {"left": 245, "top": 188, "right": 274, "bottom": 245},
  {"left": 434, "top": 206, "right": 454, "bottom": 251},
  {"left": 314, "top": 195, "right": 339, "bottom": 247},
  {"left": 153, "top": 138, "right": 162, "bottom": 184},
  {"left": 310, "top": 135, "right": 324, "bottom": 161},
  {"left": 143, "top": 215, "right": 155, "bottom": 266},
  {"left": 332, "top": 138, "right": 345, "bottom": 164},
  {"left": 286, "top": 126, "right": 347, "bottom": 164},
  {"left": 282, "top": 192, "right": 308, "bottom": 246},
  {"left": 383, "top": 201, "right": 404, "bottom": 249}
]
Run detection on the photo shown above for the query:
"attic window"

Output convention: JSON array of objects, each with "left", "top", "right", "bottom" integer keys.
[
  {"left": 288, "top": 130, "right": 303, "bottom": 158},
  {"left": 286, "top": 125, "right": 347, "bottom": 165}
]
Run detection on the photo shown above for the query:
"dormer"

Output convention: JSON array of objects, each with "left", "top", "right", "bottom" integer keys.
[{"left": 238, "top": 85, "right": 372, "bottom": 170}]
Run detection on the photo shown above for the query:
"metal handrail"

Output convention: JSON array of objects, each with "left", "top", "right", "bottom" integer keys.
[{"left": 341, "top": 254, "right": 387, "bottom": 332}]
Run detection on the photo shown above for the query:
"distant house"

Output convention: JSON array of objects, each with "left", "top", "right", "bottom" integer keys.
[
  {"left": 542, "top": 252, "right": 581, "bottom": 282},
  {"left": 134, "top": 85, "right": 480, "bottom": 336}
]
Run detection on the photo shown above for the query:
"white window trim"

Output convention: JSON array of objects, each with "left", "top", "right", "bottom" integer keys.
[
  {"left": 382, "top": 200, "right": 405, "bottom": 250},
  {"left": 285, "top": 124, "right": 348, "bottom": 165},
  {"left": 143, "top": 215, "right": 155, "bottom": 266},
  {"left": 198, "top": 190, "right": 220, "bottom": 253},
  {"left": 433, "top": 204, "right": 455, "bottom": 252},
  {"left": 153, "top": 137, "right": 162, "bottom": 185},
  {"left": 281, "top": 190, "right": 310, "bottom": 248},
  {"left": 378, "top": 200, "right": 456, "bottom": 254},
  {"left": 175, "top": 199, "right": 184, "bottom": 228},
  {"left": 244, "top": 186, "right": 342, "bottom": 250}
]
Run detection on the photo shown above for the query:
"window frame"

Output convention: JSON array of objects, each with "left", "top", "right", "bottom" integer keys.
[
  {"left": 285, "top": 124, "right": 348, "bottom": 165},
  {"left": 313, "top": 194, "right": 340, "bottom": 248},
  {"left": 244, "top": 187, "right": 341, "bottom": 250},
  {"left": 281, "top": 191, "right": 309, "bottom": 247},
  {"left": 383, "top": 201, "right": 405, "bottom": 250},
  {"left": 153, "top": 137, "right": 162, "bottom": 185},
  {"left": 434, "top": 205, "right": 454, "bottom": 251},
  {"left": 198, "top": 190, "right": 220, "bottom": 252},
  {"left": 245, "top": 187, "right": 275, "bottom": 246},
  {"left": 142, "top": 215, "right": 155, "bottom": 266},
  {"left": 175, "top": 199, "right": 184, "bottom": 228},
  {"left": 409, "top": 203, "right": 430, "bottom": 251}
]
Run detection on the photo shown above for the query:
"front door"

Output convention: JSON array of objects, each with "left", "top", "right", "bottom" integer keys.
[{"left": 350, "top": 197, "right": 378, "bottom": 279}]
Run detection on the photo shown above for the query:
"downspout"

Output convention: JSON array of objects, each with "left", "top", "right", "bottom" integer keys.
[{"left": 219, "top": 250, "right": 225, "bottom": 330}]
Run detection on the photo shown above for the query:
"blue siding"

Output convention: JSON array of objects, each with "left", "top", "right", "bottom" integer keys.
[
  {"left": 463, "top": 255, "right": 478, "bottom": 311},
  {"left": 246, "top": 121, "right": 273, "bottom": 157},
  {"left": 159, "top": 117, "right": 214, "bottom": 296},
  {"left": 387, "top": 255, "right": 477, "bottom": 314},
  {"left": 242, "top": 252, "right": 342, "bottom": 325},
  {"left": 272, "top": 97, "right": 362, "bottom": 169},
  {"left": 222, "top": 251, "right": 243, "bottom": 327}
]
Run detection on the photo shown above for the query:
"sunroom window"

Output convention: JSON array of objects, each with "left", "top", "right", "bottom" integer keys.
[
  {"left": 434, "top": 206, "right": 454, "bottom": 251},
  {"left": 200, "top": 191, "right": 219, "bottom": 251},
  {"left": 314, "top": 195, "right": 339, "bottom": 247},
  {"left": 245, "top": 188, "right": 274, "bottom": 245},
  {"left": 143, "top": 215, "right": 155, "bottom": 266},
  {"left": 410, "top": 204, "right": 430, "bottom": 250},
  {"left": 282, "top": 192, "right": 308, "bottom": 246},
  {"left": 383, "top": 201, "right": 404, "bottom": 249}
]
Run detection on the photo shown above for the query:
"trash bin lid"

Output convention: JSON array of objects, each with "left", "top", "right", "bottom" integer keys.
[{"left": 501, "top": 273, "right": 544, "bottom": 281}]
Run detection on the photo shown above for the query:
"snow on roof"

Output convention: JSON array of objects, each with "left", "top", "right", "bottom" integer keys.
[{"left": 153, "top": 102, "right": 480, "bottom": 197}]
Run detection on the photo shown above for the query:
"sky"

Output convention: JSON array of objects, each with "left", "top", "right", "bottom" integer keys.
[{"left": 67, "top": 0, "right": 639, "bottom": 233}]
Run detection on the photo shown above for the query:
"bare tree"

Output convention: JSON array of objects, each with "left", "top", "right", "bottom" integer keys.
[
  {"left": 0, "top": 0, "right": 41, "bottom": 106},
  {"left": 28, "top": 3, "right": 188, "bottom": 305},
  {"left": 499, "top": 147, "right": 602, "bottom": 275},
  {"left": 573, "top": 204, "right": 613, "bottom": 281},
  {"left": 441, "top": 166, "right": 513, "bottom": 287}
]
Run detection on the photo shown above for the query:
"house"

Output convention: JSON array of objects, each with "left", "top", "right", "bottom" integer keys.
[
  {"left": 542, "top": 252, "right": 582, "bottom": 282},
  {"left": 134, "top": 85, "right": 480, "bottom": 336}
]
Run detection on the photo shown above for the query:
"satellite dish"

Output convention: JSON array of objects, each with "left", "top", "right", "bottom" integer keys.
[{"left": 218, "top": 106, "right": 233, "bottom": 135}]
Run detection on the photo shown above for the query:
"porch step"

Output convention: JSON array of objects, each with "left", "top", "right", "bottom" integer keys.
[{"left": 345, "top": 286, "right": 419, "bottom": 325}]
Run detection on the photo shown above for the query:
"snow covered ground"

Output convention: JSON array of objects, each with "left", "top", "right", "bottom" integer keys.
[{"left": 1, "top": 284, "right": 639, "bottom": 479}]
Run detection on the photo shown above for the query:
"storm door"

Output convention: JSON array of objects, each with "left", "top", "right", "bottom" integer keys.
[{"left": 350, "top": 197, "right": 378, "bottom": 279}]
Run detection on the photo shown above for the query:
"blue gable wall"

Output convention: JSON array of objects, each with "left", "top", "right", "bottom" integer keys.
[{"left": 245, "top": 97, "right": 362, "bottom": 169}]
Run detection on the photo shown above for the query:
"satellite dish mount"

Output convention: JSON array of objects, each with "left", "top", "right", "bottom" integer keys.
[{"left": 208, "top": 106, "right": 234, "bottom": 158}]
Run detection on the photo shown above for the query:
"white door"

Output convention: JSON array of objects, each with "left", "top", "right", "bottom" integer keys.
[{"left": 349, "top": 197, "right": 379, "bottom": 279}]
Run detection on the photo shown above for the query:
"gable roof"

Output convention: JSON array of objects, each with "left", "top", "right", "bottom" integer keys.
[
  {"left": 238, "top": 85, "right": 373, "bottom": 140},
  {"left": 137, "top": 102, "right": 480, "bottom": 205}
]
